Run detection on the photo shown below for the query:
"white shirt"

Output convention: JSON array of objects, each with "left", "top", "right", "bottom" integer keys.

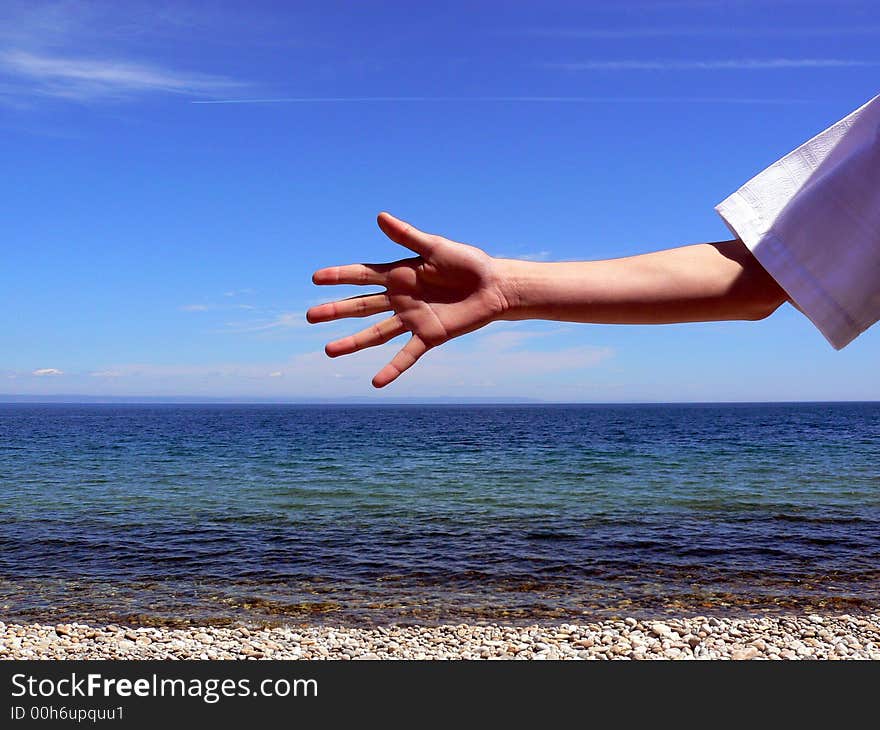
[{"left": 716, "top": 93, "right": 880, "bottom": 349}]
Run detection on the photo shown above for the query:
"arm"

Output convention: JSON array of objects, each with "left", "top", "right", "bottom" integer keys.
[
  {"left": 307, "top": 212, "right": 788, "bottom": 388},
  {"left": 497, "top": 240, "right": 787, "bottom": 325}
]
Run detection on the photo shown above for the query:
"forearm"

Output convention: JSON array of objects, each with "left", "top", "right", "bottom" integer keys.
[{"left": 496, "top": 240, "right": 788, "bottom": 324}]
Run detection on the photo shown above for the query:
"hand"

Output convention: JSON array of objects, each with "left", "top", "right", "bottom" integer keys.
[{"left": 307, "top": 212, "right": 511, "bottom": 387}]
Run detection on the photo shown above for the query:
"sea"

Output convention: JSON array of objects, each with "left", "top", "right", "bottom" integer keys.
[{"left": 1, "top": 402, "right": 878, "bottom": 626}]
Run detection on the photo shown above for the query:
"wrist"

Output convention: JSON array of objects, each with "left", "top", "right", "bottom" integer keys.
[{"left": 492, "top": 258, "right": 537, "bottom": 321}]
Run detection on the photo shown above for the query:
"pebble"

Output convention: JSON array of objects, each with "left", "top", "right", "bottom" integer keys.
[
  {"left": 1, "top": 613, "right": 878, "bottom": 660},
  {"left": 731, "top": 647, "right": 760, "bottom": 660}
]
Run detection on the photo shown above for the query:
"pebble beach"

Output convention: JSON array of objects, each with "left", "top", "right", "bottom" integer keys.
[{"left": 3, "top": 614, "right": 879, "bottom": 660}]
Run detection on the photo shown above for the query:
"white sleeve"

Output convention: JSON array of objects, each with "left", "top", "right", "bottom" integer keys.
[{"left": 715, "top": 93, "right": 880, "bottom": 349}]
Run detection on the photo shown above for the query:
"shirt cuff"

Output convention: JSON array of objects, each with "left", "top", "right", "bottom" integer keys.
[{"left": 715, "top": 191, "right": 861, "bottom": 350}]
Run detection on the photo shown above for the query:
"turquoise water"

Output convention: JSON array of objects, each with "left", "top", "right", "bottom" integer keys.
[{"left": 1, "top": 403, "right": 878, "bottom": 625}]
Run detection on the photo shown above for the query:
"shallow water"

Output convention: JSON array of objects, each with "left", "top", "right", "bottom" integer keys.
[{"left": 1, "top": 403, "right": 878, "bottom": 625}]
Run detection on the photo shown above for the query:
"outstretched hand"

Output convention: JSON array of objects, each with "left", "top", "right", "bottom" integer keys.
[{"left": 307, "top": 212, "right": 510, "bottom": 388}]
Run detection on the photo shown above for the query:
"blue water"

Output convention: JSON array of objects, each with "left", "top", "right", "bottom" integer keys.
[{"left": 1, "top": 403, "right": 878, "bottom": 626}]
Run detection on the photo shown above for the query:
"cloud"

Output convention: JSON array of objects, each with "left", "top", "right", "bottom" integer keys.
[
  {"left": 179, "top": 300, "right": 256, "bottom": 313},
  {"left": 493, "top": 249, "right": 552, "bottom": 261},
  {"left": 0, "top": 2, "right": 85, "bottom": 48},
  {"left": 519, "top": 251, "right": 552, "bottom": 261},
  {"left": 629, "top": 0, "right": 872, "bottom": 7},
  {"left": 624, "top": 0, "right": 859, "bottom": 8},
  {"left": 192, "top": 95, "right": 809, "bottom": 106},
  {"left": 0, "top": 2, "right": 246, "bottom": 104},
  {"left": 544, "top": 58, "right": 878, "bottom": 71},
  {"left": 0, "top": 50, "right": 241, "bottom": 101},
  {"left": 510, "top": 26, "right": 880, "bottom": 39},
  {"left": 226, "top": 311, "right": 308, "bottom": 333},
  {"left": 473, "top": 330, "right": 546, "bottom": 352},
  {"left": 8, "top": 326, "right": 611, "bottom": 398},
  {"left": 32, "top": 368, "right": 63, "bottom": 376},
  {"left": 420, "top": 328, "right": 613, "bottom": 382}
]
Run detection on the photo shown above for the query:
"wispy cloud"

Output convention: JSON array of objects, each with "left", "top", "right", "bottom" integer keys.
[
  {"left": 193, "top": 95, "right": 810, "bottom": 106},
  {"left": 32, "top": 368, "right": 63, "bottom": 376},
  {"left": 0, "top": 50, "right": 241, "bottom": 101},
  {"left": 493, "top": 249, "right": 552, "bottom": 261},
  {"left": 0, "top": 1, "right": 86, "bottom": 48},
  {"left": 225, "top": 312, "right": 308, "bottom": 333},
  {"left": 629, "top": 0, "right": 872, "bottom": 8},
  {"left": 179, "top": 298, "right": 257, "bottom": 313},
  {"left": 24, "top": 327, "right": 613, "bottom": 397},
  {"left": 545, "top": 58, "right": 878, "bottom": 71},
  {"left": 0, "top": 2, "right": 246, "bottom": 104},
  {"left": 512, "top": 26, "right": 880, "bottom": 39}
]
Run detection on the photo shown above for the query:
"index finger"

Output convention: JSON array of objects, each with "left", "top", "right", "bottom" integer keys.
[{"left": 312, "top": 263, "right": 391, "bottom": 286}]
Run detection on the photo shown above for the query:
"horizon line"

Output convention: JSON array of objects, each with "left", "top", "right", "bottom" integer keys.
[{"left": 1, "top": 396, "right": 877, "bottom": 406}]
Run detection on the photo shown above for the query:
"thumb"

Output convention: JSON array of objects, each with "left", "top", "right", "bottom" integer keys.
[{"left": 376, "top": 212, "right": 436, "bottom": 256}]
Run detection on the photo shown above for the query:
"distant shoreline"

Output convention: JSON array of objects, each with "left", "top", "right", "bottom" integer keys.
[{"left": 1, "top": 396, "right": 878, "bottom": 406}]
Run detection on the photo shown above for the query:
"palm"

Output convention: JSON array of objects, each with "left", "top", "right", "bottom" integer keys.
[
  {"left": 390, "top": 246, "right": 503, "bottom": 340},
  {"left": 307, "top": 212, "right": 507, "bottom": 387}
]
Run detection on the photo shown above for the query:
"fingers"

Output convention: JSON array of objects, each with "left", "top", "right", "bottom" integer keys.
[
  {"left": 312, "top": 262, "right": 391, "bottom": 286},
  {"left": 372, "top": 335, "right": 428, "bottom": 388},
  {"left": 377, "top": 211, "right": 437, "bottom": 256},
  {"left": 306, "top": 294, "right": 392, "bottom": 324},
  {"left": 325, "top": 315, "right": 406, "bottom": 357}
]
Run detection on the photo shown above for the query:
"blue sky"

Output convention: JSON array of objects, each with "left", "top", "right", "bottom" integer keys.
[{"left": 1, "top": 0, "right": 879, "bottom": 401}]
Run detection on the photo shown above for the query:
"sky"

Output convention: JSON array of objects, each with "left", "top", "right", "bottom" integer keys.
[{"left": 1, "top": 0, "right": 879, "bottom": 402}]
